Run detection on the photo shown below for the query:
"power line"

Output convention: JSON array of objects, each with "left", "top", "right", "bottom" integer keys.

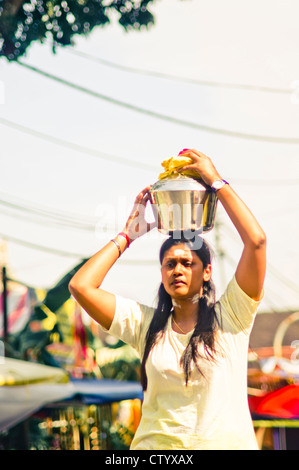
[
  {"left": 17, "top": 61, "right": 299, "bottom": 145},
  {"left": 231, "top": 178, "right": 299, "bottom": 186},
  {"left": 0, "top": 192, "right": 96, "bottom": 230},
  {"left": 220, "top": 223, "right": 299, "bottom": 298},
  {"left": 0, "top": 205, "right": 95, "bottom": 232},
  {"left": 0, "top": 193, "right": 94, "bottom": 223},
  {"left": 0, "top": 232, "right": 84, "bottom": 258},
  {"left": 62, "top": 46, "right": 292, "bottom": 96},
  {"left": 0, "top": 117, "right": 156, "bottom": 172},
  {"left": 216, "top": 222, "right": 299, "bottom": 310},
  {"left": 266, "top": 263, "right": 299, "bottom": 297},
  {"left": 1, "top": 117, "right": 299, "bottom": 187},
  {"left": 0, "top": 197, "right": 119, "bottom": 233},
  {"left": 0, "top": 231, "right": 157, "bottom": 265}
]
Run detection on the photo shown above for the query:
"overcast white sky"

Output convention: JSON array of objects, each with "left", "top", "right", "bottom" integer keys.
[{"left": 1, "top": 0, "right": 299, "bottom": 313}]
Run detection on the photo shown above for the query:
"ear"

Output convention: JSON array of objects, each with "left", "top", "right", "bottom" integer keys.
[{"left": 203, "top": 264, "right": 212, "bottom": 282}]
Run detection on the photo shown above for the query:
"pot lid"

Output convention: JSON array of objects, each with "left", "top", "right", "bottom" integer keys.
[{"left": 150, "top": 174, "right": 207, "bottom": 192}]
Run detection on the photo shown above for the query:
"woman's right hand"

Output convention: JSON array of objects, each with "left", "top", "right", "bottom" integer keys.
[{"left": 123, "top": 186, "right": 156, "bottom": 243}]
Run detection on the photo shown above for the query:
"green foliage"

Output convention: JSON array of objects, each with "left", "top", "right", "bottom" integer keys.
[
  {"left": 102, "top": 421, "right": 133, "bottom": 450},
  {"left": 0, "top": 417, "right": 54, "bottom": 450},
  {"left": 3, "top": 258, "right": 88, "bottom": 364},
  {"left": 98, "top": 343, "right": 141, "bottom": 382},
  {"left": 3, "top": 256, "right": 141, "bottom": 383},
  {"left": 0, "top": 0, "right": 155, "bottom": 61}
]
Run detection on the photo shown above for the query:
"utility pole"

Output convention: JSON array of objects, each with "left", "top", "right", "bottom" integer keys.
[
  {"left": 2, "top": 266, "right": 8, "bottom": 344},
  {"left": 214, "top": 218, "right": 226, "bottom": 292},
  {"left": 0, "top": 240, "right": 8, "bottom": 346}
]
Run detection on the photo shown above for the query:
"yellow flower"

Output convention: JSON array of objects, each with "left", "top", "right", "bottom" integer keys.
[{"left": 158, "top": 155, "right": 199, "bottom": 180}]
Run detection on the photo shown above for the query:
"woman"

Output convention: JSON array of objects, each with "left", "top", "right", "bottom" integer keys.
[{"left": 69, "top": 149, "right": 266, "bottom": 450}]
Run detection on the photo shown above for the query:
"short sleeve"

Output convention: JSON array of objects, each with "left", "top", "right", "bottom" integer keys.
[
  {"left": 218, "top": 276, "right": 263, "bottom": 335},
  {"left": 105, "top": 294, "right": 155, "bottom": 356}
]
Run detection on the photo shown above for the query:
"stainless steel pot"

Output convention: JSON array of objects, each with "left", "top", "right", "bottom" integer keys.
[{"left": 149, "top": 174, "right": 218, "bottom": 234}]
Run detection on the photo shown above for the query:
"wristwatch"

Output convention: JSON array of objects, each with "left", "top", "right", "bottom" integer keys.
[{"left": 211, "top": 179, "right": 229, "bottom": 192}]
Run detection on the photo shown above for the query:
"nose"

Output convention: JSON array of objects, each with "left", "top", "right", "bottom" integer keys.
[{"left": 173, "top": 262, "right": 183, "bottom": 276}]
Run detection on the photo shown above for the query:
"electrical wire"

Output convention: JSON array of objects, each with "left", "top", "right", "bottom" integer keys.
[
  {"left": 231, "top": 178, "right": 299, "bottom": 187},
  {"left": 0, "top": 202, "right": 119, "bottom": 234},
  {"left": 61, "top": 46, "right": 292, "bottom": 95},
  {"left": 0, "top": 117, "right": 156, "bottom": 172},
  {"left": 220, "top": 222, "right": 299, "bottom": 298},
  {"left": 0, "top": 192, "right": 97, "bottom": 230},
  {"left": 0, "top": 231, "right": 84, "bottom": 258},
  {"left": 0, "top": 231, "right": 157, "bottom": 265},
  {"left": 1, "top": 117, "right": 299, "bottom": 187},
  {"left": 266, "top": 264, "right": 299, "bottom": 297},
  {"left": 0, "top": 205, "right": 95, "bottom": 231},
  {"left": 219, "top": 236, "right": 285, "bottom": 312},
  {"left": 17, "top": 61, "right": 299, "bottom": 144}
]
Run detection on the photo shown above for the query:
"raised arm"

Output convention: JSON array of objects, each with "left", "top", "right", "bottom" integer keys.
[
  {"left": 178, "top": 149, "right": 266, "bottom": 301},
  {"left": 68, "top": 186, "right": 155, "bottom": 329}
]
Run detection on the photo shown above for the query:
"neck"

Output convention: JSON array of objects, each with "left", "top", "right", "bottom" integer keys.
[{"left": 172, "top": 293, "right": 200, "bottom": 321}]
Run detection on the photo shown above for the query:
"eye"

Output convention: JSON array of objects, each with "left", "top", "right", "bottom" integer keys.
[
  {"left": 182, "top": 260, "right": 192, "bottom": 267},
  {"left": 163, "top": 260, "right": 175, "bottom": 268},
  {"left": 184, "top": 262, "right": 192, "bottom": 267}
]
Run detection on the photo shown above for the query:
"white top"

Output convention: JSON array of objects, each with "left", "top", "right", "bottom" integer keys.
[{"left": 106, "top": 276, "right": 261, "bottom": 450}]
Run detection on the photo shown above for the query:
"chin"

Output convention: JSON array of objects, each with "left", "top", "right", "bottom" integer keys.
[
  {"left": 170, "top": 288, "right": 190, "bottom": 299},
  {"left": 171, "top": 288, "right": 200, "bottom": 301}
]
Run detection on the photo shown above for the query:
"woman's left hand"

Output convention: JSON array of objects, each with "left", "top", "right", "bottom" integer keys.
[{"left": 178, "top": 149, "right": 222, "bottom": 186}]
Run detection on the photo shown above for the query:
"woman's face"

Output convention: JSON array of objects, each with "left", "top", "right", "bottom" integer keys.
[{"left": 161, "top": 243, "right": 212, "bottom": 300}]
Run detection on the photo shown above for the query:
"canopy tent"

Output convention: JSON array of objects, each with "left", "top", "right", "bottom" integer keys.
[
  {"left": 0, "top": 358, "right": 143, "bottom": 432},
  {"left": 0, "top": 357, "right": 68, "bottom": 386},
  {"left": 0, "top": 358, "right": 71, "bottom": 432}
]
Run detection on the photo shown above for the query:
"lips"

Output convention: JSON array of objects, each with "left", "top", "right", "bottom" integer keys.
[{"left": 172, "top": 280, "right": 186, "bottom": 286}]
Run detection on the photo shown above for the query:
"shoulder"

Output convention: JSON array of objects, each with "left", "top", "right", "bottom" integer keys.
[
  {"left": 107, "top": 294, "right": 155, "bottom": 353},
  {"left": 217, "top": 275, "right": 263, "bottom": 334}
]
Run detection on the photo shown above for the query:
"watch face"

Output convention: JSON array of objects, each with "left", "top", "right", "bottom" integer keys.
[
  {"left": 213, "top": 180, "right": 224, "bottom": 189},
  {"left": 212, "top": 179, "right": 228, "bottom": 191}
]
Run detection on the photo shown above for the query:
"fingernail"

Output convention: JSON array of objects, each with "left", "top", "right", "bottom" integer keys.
[{"left": 178, "top": 148, "right": 190, "bottom": 155}]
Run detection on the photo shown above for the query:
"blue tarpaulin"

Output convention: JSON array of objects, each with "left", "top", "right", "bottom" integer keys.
[
  {"left": 0, "top": 371, "right": 143, "bottom": 432},
  {"left": 68, "top": 378, "right": 143, "bottom": 404}
]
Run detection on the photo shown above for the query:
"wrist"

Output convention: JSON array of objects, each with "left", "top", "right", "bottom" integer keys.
[
  {"left": 204, "top": 173, "right": 222, "bottom": 187},
  {"left": 118, "top": 231, "right": 132, "bottom": 247},
  {"left": 111, "top": 232, "right": 131, "bottom": 258},
  {"left": 210, "top": 178, "right": 229, "bottom": 193}
]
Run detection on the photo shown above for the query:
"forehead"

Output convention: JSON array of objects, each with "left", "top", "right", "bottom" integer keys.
[{"left": 163, "top": 244, "right": 195, "bottom": 260}]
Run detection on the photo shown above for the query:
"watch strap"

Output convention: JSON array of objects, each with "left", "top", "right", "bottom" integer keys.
[{"left": 211, "top": 179, "right": 229, "bottom": 192}]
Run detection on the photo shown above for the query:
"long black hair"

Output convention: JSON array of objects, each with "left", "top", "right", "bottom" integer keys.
[{"left": 140, "top": 234, "right": 220, "bottom": 391}]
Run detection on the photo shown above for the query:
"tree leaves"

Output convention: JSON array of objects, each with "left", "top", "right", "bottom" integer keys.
[{"left": 0, "top": 0, "right": 155, "bottom": 61}]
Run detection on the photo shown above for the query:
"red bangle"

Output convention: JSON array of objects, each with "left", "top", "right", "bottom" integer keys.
[{"left": 118, "top": 232, "right": 131, "bottom": 247}]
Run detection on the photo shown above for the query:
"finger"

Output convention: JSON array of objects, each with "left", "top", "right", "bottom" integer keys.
[
  {"left": 135, "top": 192, "right": 146, "bottom": 204},
  {"left": 178, "top": 149, "right": 204, "bottom": 161},
  {"left": 138, "top": 190, "right": 152, "bottom": 207},
  {"left": 139, "top": 185, "right": 152, "bottom": 194},
  {"left": 177, "top": 163, "right": 198, "bottom": 172},
  {"left": 178, "top": 148, "right": 191, "bottom": 155},
  {"left": 135, "top": 186, "right": 152, "bottom": 203},
  {"left": 147, "top": 221, "right": 157, "bottom": 232},
  {"left": 136, "top": 196, "right": 148, "bottom": 207}
]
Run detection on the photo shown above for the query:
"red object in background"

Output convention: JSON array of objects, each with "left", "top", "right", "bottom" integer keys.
[
  {"left": 252, "top": 384, "right": 299, "bottom": 419},
  {"left": 248, "top": 394, "right": 265, "bottom": 414}
]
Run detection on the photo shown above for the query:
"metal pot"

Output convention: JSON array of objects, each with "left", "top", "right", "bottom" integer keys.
[{"left": 149, "top": 174, "right": 218, "bottom": 235}]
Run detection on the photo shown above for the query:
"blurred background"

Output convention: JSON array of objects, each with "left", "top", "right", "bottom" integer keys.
[
  {"left": 1, "top": 0, "right": 299, "bottom": 311},
  {"left": 1, "top": 0, "right": 299, "bottom": 451}
]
